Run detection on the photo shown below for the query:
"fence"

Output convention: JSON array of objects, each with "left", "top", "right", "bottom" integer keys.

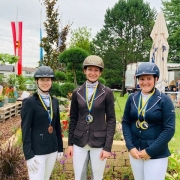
[{"left": 0, "top": 101, "right": 22, "bottom": 122}]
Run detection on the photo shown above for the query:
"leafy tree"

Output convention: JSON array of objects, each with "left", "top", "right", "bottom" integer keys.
[
  {"left": 54, "top": 71, "right": 67, "bottom": 82},
  {"left": 69, "top": 27, "right": 93, "bottom": 54},
  {"left": 59, "top": 82, "right": 76, "bottom": 98},
  {"left": 59, "top": 47, "right": 89, "bottom": 86},
  {"left": 162, "top": 0, "right": 180, "bottom": 62},
  {"left": 16, "top": 75, "right": 26, "bottom": 91},
  {"left": 98, "top": 77, "right": 106, "bottom": 85},
  {"left": 0, "top": 54, "right": 19, "bottom": 64},
  {"left": 93, "top": 0, "right": 156, "bottom": 95},
  {"left": 51, "top": 82, "right": 61, "bottom": 96},
  {"left": 40, "top": 0, "right": 70, "bottom": 70}
]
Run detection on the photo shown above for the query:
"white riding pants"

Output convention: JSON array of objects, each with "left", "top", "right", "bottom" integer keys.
[
  {"left": 28, "top": 151, "right": 57, "bottom": 180},
  {"left": 129, "top": 153, "right": 168, "bottom": 180},
  {"left": 73, "top": 145, "right": 107, "bottom": 180}
]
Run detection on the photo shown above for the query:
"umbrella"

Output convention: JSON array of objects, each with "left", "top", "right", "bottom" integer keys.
[{"left": 150, "top": 12, "right": 169, "bottom": 92}]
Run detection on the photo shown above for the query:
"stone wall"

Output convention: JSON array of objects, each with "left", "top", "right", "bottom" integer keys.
[{"left": 62, "top": 138, "right": 132, "bottom": 176}]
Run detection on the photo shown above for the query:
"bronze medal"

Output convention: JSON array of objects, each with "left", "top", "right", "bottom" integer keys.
[{"left": 48, "top": 125, "right": 53, "bottom": 133}]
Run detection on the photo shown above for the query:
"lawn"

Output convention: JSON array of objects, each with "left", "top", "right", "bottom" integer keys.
[{"left": 113, "top": 92, "right": 180, "bottom": 151}]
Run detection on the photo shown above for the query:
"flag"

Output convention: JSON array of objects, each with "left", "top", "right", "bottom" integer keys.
[
  {"left": 11, "top": 21, "right": 23, "bottom": 75},
  {"left": 40, "top": 28, "right": 43, "bottom": 65}
]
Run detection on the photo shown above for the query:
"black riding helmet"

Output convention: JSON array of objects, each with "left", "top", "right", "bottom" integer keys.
[
  {"left": 135, "top": 62, "right": 160, "bottom": 79},
  {"left": 34, "top": 66, "right": 54, "bottom": 93},
  {"left": 34, "top": 66, "right": 54, "bottom": 79}
]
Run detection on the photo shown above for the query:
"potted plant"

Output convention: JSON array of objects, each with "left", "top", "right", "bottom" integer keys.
[
  {"left": 0, "top": 94, "right": 4, "bottom": 107},
  {"left": 3, "top": 86, "right": 17, "bottom": 103},
  {"left": 8, "top": 86, "right": 17, "bottom": 103}
]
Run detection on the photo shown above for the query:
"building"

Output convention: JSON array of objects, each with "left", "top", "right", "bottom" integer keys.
[{"left": 0, "top": 65, "right": 36, "bottom": 77}]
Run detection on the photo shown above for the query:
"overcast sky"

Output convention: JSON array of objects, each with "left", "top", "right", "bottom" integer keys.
[{"left": 0, "top": 0, "right": 162, "bottom": 68}]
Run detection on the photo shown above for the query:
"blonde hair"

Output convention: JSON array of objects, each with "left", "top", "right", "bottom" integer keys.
[{"left": 169, "top": 80, "right": 176, "bottom": 86}]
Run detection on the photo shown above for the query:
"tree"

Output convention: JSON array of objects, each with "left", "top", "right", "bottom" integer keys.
[
  {"left": 93, "top": 0, "right": 156, "bottom": 95},
  {"left": 54, "top": 71, "right": 67, "bottom": 82},
  {"left": 0, "top": 54, "right": 19, "bottom": 65},
  {"left": 69, "top": 27, "right": 93, "bottom": 54},
  {"left": 40, "top": 0, "right": 70, "bottom": 70},
  {"left": 162, "top": 0, "right": 180, "bottom": 62},
  {"left": 59, "top": 47, "right": 89, "bottom": 86}
]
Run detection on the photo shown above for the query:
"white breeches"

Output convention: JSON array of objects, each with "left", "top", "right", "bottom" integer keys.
[
  {"left": 129, "top": 153, "right": 168, "bottom": 180},
  {"left": 28, "top": 151, "right": 57, "bottom": 180},
  {"left": 73, "top": 145, "right": 107, "bottom": 180}
]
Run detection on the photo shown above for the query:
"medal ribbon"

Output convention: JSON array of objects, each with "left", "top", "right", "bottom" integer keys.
[
  {"left": 38, "top": 93, "right": 53, "bottom": 125},
  {"left": 138, "top": 89, "right": 155, "bottom": 119},
  {"left": 85, "top": 84, "right": 98, "bottom": 114}
]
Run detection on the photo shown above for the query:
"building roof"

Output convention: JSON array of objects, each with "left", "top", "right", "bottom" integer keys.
[
  {"left": 0, "top": 64, "right": 14, "bottom": 72},
  {"left": 22, "top": 67, "right": 37, "bottom": 73},
  {"left": 0, "top": 65, "right": 37, "bottom": 73}
]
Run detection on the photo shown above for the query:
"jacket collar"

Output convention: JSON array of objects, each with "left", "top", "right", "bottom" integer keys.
[
  {"left": 33, "top": 92, "right": 56, "bottom": 110},
  {"left": 132, "top": 89, "right": 162, "bottom": 112},
  {"left": 77, "top": 82, "right": 105, "bottom": 102}
]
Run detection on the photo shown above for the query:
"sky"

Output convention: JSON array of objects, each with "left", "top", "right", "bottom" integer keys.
[{"left": 0, "top": 0, "right": 162, "bottom": 68}]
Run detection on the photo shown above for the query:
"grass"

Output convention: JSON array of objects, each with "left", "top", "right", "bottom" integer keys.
[
  {"left": 113, "top": 92, "right": 128, "bottom": 121},
  {"left": 113, "top": 92, "right": 180, "bottom": 151}
]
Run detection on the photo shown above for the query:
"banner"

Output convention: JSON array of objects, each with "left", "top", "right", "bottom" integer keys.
[{"left": 11, "top": 21, "right": 23, "bottom": 75}]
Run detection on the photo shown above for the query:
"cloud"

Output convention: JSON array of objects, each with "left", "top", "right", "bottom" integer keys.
[{"left": 0, "top": 0, "right": 162, "bottom": 68}]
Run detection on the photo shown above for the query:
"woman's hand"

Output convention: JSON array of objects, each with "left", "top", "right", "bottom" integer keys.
[
  {"left": 129, "top": 148, "right": 141, "bottom": 159},
  {"left": 138, "top": 149, "right": 151, "bottom": 160},
  {"left": 67, "top": 146, "right": 73, "bottom": 158},
  {"left": 100, "top": 150, "right": 110, "bottom": 161}
]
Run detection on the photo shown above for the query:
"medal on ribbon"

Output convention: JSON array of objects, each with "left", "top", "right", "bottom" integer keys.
[
  {"left": 38, "top": 93, "right": 53, "bottom": 134},
  {"left": 86, "top": 114, "right": 93, "bottom": 124},
  {"left": 136, "top": 89, "right": 155, "bottom": 130},
  {"left": 85, "top": 84, "right": 98, "bottom": 124}
]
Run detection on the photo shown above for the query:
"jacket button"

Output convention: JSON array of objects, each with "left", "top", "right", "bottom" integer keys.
[{"left": 87, "top": 131, "right": 89, "bottom": 133}]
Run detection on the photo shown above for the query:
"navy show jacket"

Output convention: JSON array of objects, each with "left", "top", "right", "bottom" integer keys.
[{"left": 122, "top": 89, "right": 175, "bottom": 159}]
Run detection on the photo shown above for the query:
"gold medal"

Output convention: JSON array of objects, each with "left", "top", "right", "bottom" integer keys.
[
  {"left": 86, "top": 114, "right": 93, "bottom": 124},
  {"left": 136, "top": 120, "right": 141, "bottom": 128},
  {"left": 140, "top": 120, "right": 148, "bottom": 130},
  {"left": 48, "top": 125, "right": 53, "bottom": 133}
]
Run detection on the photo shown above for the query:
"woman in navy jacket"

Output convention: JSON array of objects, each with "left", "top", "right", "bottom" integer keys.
[{"left": 122, "top": 62, "right": 175, "bottom": 180}]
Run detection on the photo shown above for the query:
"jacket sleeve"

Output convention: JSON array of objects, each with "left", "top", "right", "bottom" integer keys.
[
  {"left": 55, "top": 98, "right": 63, "bottom": 152},
  {"left": 103, "top": 88, "right": 116, "bottom": 152},
  {"left": 145, "top": 95, "right": 175, "bottom": 157},
  {"left": 122, "top": 94, "right": 136, "bottom": 151},
  {"left": 21, "top": 97, "right": 34, "bottom": 160},
  {"left": 68, "top": 90, "right": 78, "bottom": 146}
]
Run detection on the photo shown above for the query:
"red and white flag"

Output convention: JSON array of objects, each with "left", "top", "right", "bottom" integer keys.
[{"left": 11, "top": 21, "right": 23, "bottom": 75}]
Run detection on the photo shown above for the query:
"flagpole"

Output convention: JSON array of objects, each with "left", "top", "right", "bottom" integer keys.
[{"left": 40, "top": 9, "right": 43, "bottom": 66}]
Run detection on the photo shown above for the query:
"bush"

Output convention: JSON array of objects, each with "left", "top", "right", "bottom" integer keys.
[
  {"left": 54, "top": 71, "right": 67, "bottom": 82},
  {"left": 0, "top": 139, "right": 24, "bottom": 179},
  {"left": 16, "top": 75, "right": 26, "bottom": 91},
  {"left": 59, "top": 83, "right": 76, "bottom": 98},
  {"left": 98, "top": 77, "right": 106, "bottom": 85},
  {"left": 165, "top": 149, "right": 180, "bottom": 180},
  {"left": 51, "top": 82, "right": 61, "bottom": 96}
]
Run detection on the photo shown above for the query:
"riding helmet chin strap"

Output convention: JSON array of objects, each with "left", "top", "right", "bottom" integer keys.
[
  {"left": 37, "top": 86, "right": 50, "bottom": 93},
  {"left": 87, "top": 79, "right": 98, "bottom": 83},
  {"left": 148, "top": 78, "right": 157, "bottom": 93}
]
